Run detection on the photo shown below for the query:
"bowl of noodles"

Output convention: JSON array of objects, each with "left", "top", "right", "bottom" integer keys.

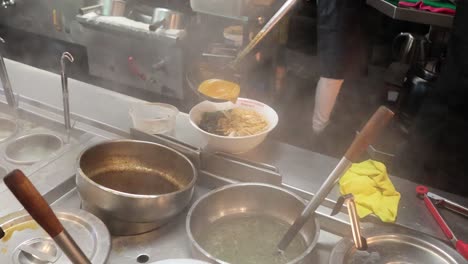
[{"left": 189, "top": 98, "right": 278, "bottom": 154}]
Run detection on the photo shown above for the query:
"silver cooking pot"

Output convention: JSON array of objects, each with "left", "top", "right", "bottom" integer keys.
[
  {"left": 76, "top": 140, "right": 197, "bottom": 236},
  {"left": 186, "top": 183, "right": 320, "bottom": 264},
  {"left": 149, "top": 8, "right": 185, "bottom": 31}
]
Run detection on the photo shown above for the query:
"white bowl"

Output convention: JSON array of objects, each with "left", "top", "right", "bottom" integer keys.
[{"left": 189, "top": 98, "right": 278, "bottom": 154}]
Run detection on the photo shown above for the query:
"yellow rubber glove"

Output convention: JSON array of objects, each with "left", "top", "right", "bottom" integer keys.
[{"left": 339, "top": 160, "right": 401, "bottom": 223}]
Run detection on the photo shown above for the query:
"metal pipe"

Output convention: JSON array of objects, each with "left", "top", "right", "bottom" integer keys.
[
  {"left": 346, "top": 197, "right": 367, "bottom": 250},
  {"left": 54, "top": 231, "right": 92, "bottom": 264},
  {"left": 230, "top": 0, "right": 298, "bottom": 69},
  {"left": 60, "top": 52, "right": 74, "bottom": 143},
  {"left": 0, "top": 37, "right": 17, "bottom": 109}
]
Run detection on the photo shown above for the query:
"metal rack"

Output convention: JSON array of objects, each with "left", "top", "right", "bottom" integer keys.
[{"left": 366, "top": 0, "right": 454, "bottom": 28}]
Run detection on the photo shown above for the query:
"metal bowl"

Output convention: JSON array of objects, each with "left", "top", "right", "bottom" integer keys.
[
  {"left": 186, "top": 183, "right": 320, "bottom": 264},
  {"left": 0, "top": 117, "right": 17, "bottom": 143},
  {"left": 329, "top": 227, "right": 467, "bottom": 264},
  {"left": 76, "top": 140, "right": 197, "bottom": 236},
  {"left": 5, "top": 133, "right": 63, "bottom": 165}
]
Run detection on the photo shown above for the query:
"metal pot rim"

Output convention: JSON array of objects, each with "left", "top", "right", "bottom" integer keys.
[
  {"left": 185, "top": 183, "right": 321, "bottom": 264},
  {"left": 76, "top": 139, "right": 197, "bottom": 199}
]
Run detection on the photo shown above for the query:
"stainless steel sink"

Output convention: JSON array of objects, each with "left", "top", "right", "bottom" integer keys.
[
  {"left": 0, "top": 117, "right": 17, "bottom": 142},
  {"left": 4, "top": 133, "right": 63, "bottom": 165}
]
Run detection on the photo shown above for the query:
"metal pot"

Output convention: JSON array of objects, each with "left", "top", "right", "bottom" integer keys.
[
  {"left": 76, "top": 140, "right": 197, "bottom": 236},
  {"left": 149, "top": 8, "right": 185, "bottom": 31},
  {"left": 186, "top": 183, "right": 320, "bottom": 264}
]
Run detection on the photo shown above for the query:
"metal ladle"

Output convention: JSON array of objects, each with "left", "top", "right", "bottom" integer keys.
[
  {"left": 3, "top": 169, "right": 91, "bottom": 264},
  {"left": 277, "top": 106, "right": 394, "bottom": 252},
  {"left": 60, "top": 52, "right": 74, "bottom": 143},
  {"left": 198, "top": 0, "right": 299, "bottom": 102}
]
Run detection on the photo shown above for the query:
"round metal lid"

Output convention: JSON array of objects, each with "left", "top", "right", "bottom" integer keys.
[
  {"left": 0, "top": 209, "right": 111, "bottom": 264},
  {"left": 329, "top": 227, "right": 467, "bottom": 264}
]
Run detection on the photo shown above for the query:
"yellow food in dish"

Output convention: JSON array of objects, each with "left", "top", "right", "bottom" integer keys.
[
  {"left": 199, "top": 108, "right": 268, "bottom": 137},
  {"left": 198, "top": 79, "right": 240, "bottom": 103}
]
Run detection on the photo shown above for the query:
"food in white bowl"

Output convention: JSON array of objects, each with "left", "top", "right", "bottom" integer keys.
[{"left": 189, "top": 98, "right": 278, "bottom": 154}]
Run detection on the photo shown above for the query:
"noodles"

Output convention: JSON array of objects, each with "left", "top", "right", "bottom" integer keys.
[{"left": 199, "top": 108, "right": 268, "bottom": 137}]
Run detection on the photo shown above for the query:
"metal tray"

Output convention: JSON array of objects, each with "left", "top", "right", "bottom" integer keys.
[{"left": 366, "top": 0, "right": 454, "bottom": 28}]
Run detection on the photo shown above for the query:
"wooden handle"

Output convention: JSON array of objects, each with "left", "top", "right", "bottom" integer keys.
[
  {"left": 3, "top": 169, "right": 64, "bottom": 238},
  {"left": 344, "top": 106, "right": 394, "bottom": 162}
]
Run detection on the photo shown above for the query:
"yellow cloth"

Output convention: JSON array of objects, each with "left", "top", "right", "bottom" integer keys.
[{"left": 339, "top": 160, "right": 401, "bottom": 223}]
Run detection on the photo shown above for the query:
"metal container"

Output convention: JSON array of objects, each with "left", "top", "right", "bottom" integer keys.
[
  {"left": 329, "top": 227, "right": 468, "bottom": 264},
  {"left": 186, "top": 183, "right": 320, "bottom": 264},
  {"left": 0, "top": 209, "right": 111, "bottom": 264},
  {"left": 149, "top": 8, "right": 185, "bottom": 31},
  {"left": 5, "top": 133, "right": 63, "bottom": 165},
  {"left": 76, "top": 140, "right": 197, "bottom": 236}
]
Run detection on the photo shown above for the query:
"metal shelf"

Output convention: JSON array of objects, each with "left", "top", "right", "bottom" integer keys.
[{"left": 367, "top": 0, "right": 454, "bottom": 28}]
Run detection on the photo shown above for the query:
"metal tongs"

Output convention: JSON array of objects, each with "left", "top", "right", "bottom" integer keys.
[
  {"left": 331, "top": 194, "right": 368, "bottom": 250},
  {"left": 416, "top": 185, "right": 468, "bottom": 260}
]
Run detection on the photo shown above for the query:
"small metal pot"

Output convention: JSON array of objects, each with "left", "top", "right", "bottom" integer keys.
[
  {"left": 186, "top": 183, "right": 320, "bottom": 264},
  {"left": 76, "top": 140, "right": 197, "bottom": 236},
  {"left": 149, "top": 8, "right": 185, "bottom": 31}
]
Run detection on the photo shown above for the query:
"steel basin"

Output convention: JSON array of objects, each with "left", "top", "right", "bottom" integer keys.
[
  {"left": 186, "top": 183, "right": 320, "bottom": 264},
  {"left": 0, "top": 117, "right": 17, "bottom": 143},
  {"left": 5, "top": 133, "right": 63, "bottom": 165},
  {"left": 76, "top": 140, "right": 197, "bottom": 236}
]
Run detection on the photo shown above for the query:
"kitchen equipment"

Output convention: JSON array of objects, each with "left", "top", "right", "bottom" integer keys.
[
  {"left": 5, "top": 133, "right": 63, "bottom": 165},
  {"left": 416, "top": 185, "right": 468, "bottom": 259},
  {"left": 3, "top": 170, "right": 92, "bottom": 264},
  {"left": 0, "top": 116, "right": 17, "bottom": 142},
  {"left": 129, "top": 102, "right": 179, "bottom": 136},
  {"left": 0, "top": 226, "right": 4, "bottom": 239},
  {"left": 0, "top": 37, "right": 17, "bottom": 110},
  {"left": 79, "top": 4, "right": 103, "bottom": 15},
  {"left": 278, "top": 106, "right": 394, "bottom": 251},
  {"left": 76, "top": 140, "right": 197, "bottom": 235},
  {"left": 331, "top": 194, "right": 367, "bottom": 251},
  {"left": 151, "top": 259, "right": 210, "bottom": 264},
  {"left": 186, "top": 183, "right": 320, "bottom": 264},
  {"left": 427, "top": 191, "right": 468, "bottom": 218},
  {"left": 60, "top": 52, "right": 74, "bottom": 143},
  {"left": 392, "top": 32, "right": 429, "bottom": 65},
  {"left": 189, "top": 98, "right": 278, "bottom": 154},
  {"left": 149, "top": 8, "right": 185, "bottom": 31},
  {"left": 196, "top": 0, "right": 298, "bottom": 102},
  {"left": 190, "top": 0, "right": 276, "bottom": 20},
  {"left": 329, "top": 226, "right": 467, "bottom": 264},
  {"left": 111, "top": 0, "right": 126, "bottom": 16}
]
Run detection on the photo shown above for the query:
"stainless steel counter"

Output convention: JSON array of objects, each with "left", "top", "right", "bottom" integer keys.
[{"left": 1, "top": 60, "right": 468, "bottom": 263}]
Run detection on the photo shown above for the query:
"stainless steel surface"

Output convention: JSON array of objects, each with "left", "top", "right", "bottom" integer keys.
[
  {"left": 0, "top": 116, "right": 17, "bottom": 142},
  {"left": 393, "top": 32, "right": 428, "bottom": 65},
  {"left": 53, "top": 230, "right": 92, "bottom": 264},
  {"left": 0, "top": 209, "right": 111, "bottom": 264},
  {"left": 278, "top": 157, "right": 351, "bottom": 251},
  {"left": 60, "top": 52, "right": 74, "bottom": 143},
  {"left": 76, "top": 140, "right": 197, "bottom": 235},
  {"left": 186, "top": 183, "right": 321, "bottom": 264},
  {"left": 366, "top": 0, "right": 454, "bottom": 28},
  {"left": 231, "top": 0, "right": 298, "bottom": 69},
  {"left": 5, "top": 133, "right": 64, "bottom": 165},
  {"left": 329, "top": 227, "right": 468, "bottom": 264},
  {"left": 149, "top": 8, "right": 184, "bottom": 31},
  {"left": 428, "top": 192, "right": 468, "bottom": 218},
  {"left": 0, "top": 37, "right": 17, "bottom": 110}
]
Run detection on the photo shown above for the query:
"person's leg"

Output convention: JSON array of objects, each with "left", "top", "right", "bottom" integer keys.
[{"left": 312, "top": 77, "right": 343, "bottom": 133}]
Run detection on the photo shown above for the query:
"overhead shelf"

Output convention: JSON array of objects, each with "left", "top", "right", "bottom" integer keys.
[{"left": 366, "top": 0, "right": 454, "bottom": 28}]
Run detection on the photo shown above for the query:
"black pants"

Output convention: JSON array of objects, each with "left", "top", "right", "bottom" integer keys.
[
  {"left": 394, "top": 2, "right": 468, "bottom": 197},
  {"left": 317, "top": 0, "right": 362, "bottom": 79}
]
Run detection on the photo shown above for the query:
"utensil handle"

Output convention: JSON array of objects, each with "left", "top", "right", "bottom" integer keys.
[
  {"left": 423, "top": 195, "right": 454, "bottom": 240},
  {"left": 3, "top": 169, "right": 64, "bottom": 238},
  {"left": 456, "top": 240, "right": 468, "bottom": 260},
  {"left": 344, "top": 106, "right": 394, "bottom": 163}
]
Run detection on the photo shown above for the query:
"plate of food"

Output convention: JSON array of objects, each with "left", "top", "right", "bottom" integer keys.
[{"left": 189, "top": 98, "right": 278, "bottom": 153}]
